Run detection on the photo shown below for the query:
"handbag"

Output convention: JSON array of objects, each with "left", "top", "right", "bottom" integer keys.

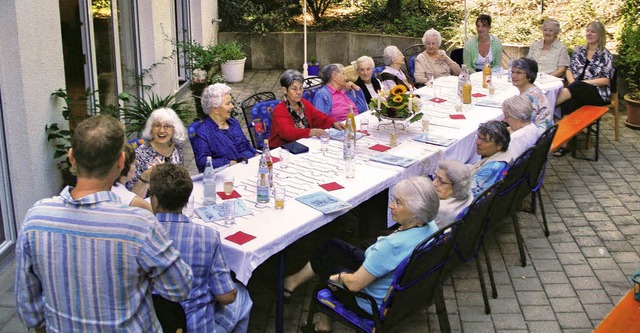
[{"left": 282, "top": 141, "right": 309, "bottom": 154}]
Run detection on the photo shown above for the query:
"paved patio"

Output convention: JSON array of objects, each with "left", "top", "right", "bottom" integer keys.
[{"left": 2, "top": 70, "right": 639, "bottom": 332}]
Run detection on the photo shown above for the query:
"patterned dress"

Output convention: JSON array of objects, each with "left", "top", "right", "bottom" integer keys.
[{"left": 126, "top": 142, "right": 183, "bottom": 190}]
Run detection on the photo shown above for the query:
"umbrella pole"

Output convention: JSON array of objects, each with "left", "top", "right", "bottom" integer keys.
[{"left": 303, "top": 0, "right": 308, "bottom": 77}]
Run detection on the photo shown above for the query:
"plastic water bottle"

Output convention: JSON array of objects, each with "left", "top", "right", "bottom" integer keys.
[
  {"left": 262, "top": 139, "right": 273, "bottom": 187},
  {"left": 507, "top": 54, "right": 513, "bottom": 83},
  {"left": 343, "top": 107, "right": 356, "bottom": 160},
  {"left": 457, "top": 64, "right": 467, "bottom": 97},
  {"left": 256, "top": 154, "right": 270, "bottom": 203},
  {"left": 203, "top": 156, "right": 216, "bottom": 205}
]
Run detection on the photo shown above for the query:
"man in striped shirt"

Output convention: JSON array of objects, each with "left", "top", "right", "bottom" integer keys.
[
  {"left": 149, "top": 163, "right": 252, "bottom": 332},
  {"left": 14, "top": 115, "right": 193, "bottom": 332}
]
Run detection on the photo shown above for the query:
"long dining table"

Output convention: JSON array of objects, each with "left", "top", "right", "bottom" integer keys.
[{"left": 188, "top": 72, "right": 563, "bottom": 332}]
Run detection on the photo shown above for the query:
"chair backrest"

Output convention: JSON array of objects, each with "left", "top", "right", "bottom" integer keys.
[
  {"left": 127, "top": 137, "right": 146, "bottom": 149},
  {"left": 453, "top": 180, "right": 502, "bottom": 261},
  {"left": 377, "top": 220, "right": 461, "bottom": 329},
  {"left": 250, "top": 99, "right": 280, "bottom": 150},
  {"left": 402, "top": 44, "right": 425, "bottom": 58},
  {"left": 302, "top": 85, "right": 322, "bottom": 102},
  {"left": 303, "top": 76, "right": 323, "bottom": 89},
  {"left": 526, "top": 124, "right": 558, "bottom": 191},
  {"left": 450, "top": 48, "right": 463, "bottom": 67},
  {"left": 153, "top": 295, "right": 186, "bottom": 333},
  {"left": 187, "top": 119, "right": 204, "bottom": 148},
  {"left": 407, "top": 54, "right": 418, "bottom": 82},
  {"left": 240, "top": 92, "right": 277, "bottom": 149}
]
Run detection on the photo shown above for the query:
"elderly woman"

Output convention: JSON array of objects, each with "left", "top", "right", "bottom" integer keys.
[
  {"left": 112, "top": 144, "right": 152, "bottom": 212},
  {"left": 127, "top": 107, "right": 187, "bottom": 197},
  {"left": 313, "top": 63, "right": 368, "bottom": 122},
  {"left": 354, "top": 56, "right": 382, "bottom": 104},
  {"left": 192, "top": 83, "right": 257, "bottom": 171},
  {"left": 463, "top": 14, "right": 503, "bottom": 72},
  {"left": 269, "top": 70, "right": 344, "bottom": 148},
  {"left": 527, "top": 19, "right": 570, "bottom": 78},
  {"left": 502, "top": 95, "right": 539, "bottom": 159},
  {"left": 380, "top": 45, "right": 413, "bottom": 90},
  {"left": 284, "top": 176, "right": 439, "bottom": 332},
  {"left": 414, "top": 29, "right": 461, "bottom": 85},
  {"left": 511, "top": 57, "right": 552, "bottom": 134},
  {"left": 554, "top": 21, "right": 614, "bottom": 157},
  {"left": 433, "top": 160, "right": 473, "bottom": 229},
  {"left": 471, "top": 120, "right": 511, "bottom": 197}
]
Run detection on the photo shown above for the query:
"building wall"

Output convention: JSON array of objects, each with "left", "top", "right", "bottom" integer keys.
[{"left": 0, "top": 0, "right": 66, "bottom": 228}]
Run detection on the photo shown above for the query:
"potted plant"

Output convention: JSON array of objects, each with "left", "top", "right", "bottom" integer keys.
[
  {"left": 617, "top": 0, "right": 640, "bottom": 128},
  {"left": 215, "top": 41, "right": 247, "bottom": 83},
  {"left": 307, "top": 56, "right": 320, "bottom": 76}
]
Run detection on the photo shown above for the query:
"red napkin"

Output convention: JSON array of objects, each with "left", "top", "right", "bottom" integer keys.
[
  {"left": 472, "top": 93, "right": 486, "bottom": 98},
  {"left": 369, "top": 144, "right": 391, "bottom": 152},
  {"left": 271, "top": 156, "right": 280, "bottom": 163},
  {"left": 217, "top": 190, "right": 241, "bottom": 200},
  {"left": 225, "top": 231, "right": 256, "bottom": 245},
  {"left": 430, "top": 98, "right": 446, "bottom": 103},
  {"left": 357, "top": 130, "right": 370, "bottom": 136},
  {"left": 450, "top": 114, "right": 466, "bottom": 119},
  {"left": 319, "top": 182, "right": 344, "bottom": 191}
]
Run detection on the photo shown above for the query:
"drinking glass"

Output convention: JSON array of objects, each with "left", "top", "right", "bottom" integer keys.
[
  {"left": 223, "top": 175, "right": 234, "bottom": 195},
  {"left": 433, "top": 87, "right": 441, "bottom": 100},
  {"left": 359, "top": 117, "right": 369, "bottom": 132},
  {"left": 320, "top": 132, "right": 330, "bottom": 153},
  {"left": 345, "top": 159, "right": 356, "bottom": 179},
  {"left": 274, "top": 186, "right": 286, "bottom": 209},
  {"left": 421, "top": 117, "right": 430, "bottom": 139},
  {"left": 223, "top": 200, "right": 236, "bottom": 225},
  {"left": 426, "top": 74, "right": 434, "bottom": 88},
  {"left": 279, "top": 149, "right": 290, "bottom": 168}
]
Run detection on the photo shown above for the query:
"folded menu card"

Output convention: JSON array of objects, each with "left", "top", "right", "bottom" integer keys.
[
  {"left": 369, "top": 153, "right": 418, "bottom": 168},
  {"left": 195, "top": 200, "right": 252, "bottom": 221},
  {"left": 296, "top": 191, "right": 352, "bottom": 214},
  {"left": 413, "top": 134, "right": 456, "bottom": 147}
]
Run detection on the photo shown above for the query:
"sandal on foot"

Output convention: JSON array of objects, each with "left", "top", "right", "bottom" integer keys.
[{"left": 552, "top": 147, "right": 570, "bottom": 157}]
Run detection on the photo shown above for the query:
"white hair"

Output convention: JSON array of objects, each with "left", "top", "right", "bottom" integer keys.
[
  {"left": 503, "top": 95, "right": 533, "bottom": 121},
  {"left": 355, "top": 56, "right": 375, "bottom": 70},
  {"left": 141, "top": 108, "right": 187, "bottom": 143},
  {"left": 201, "top": 83, "right": 232, "bottom": 114},
  {"left": 421, "top": 29, "right": 442, "bottom": 47},
  {"left": 392, "top": 176, "right": 440, "bottom": 224},
  {"left": 383, "top": 46, "right": 402, "bottom": 66}
]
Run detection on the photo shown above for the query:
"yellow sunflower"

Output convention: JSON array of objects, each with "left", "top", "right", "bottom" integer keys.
[
  {"left": 390, "top": 85, "right": 407, "bottom": 96},
  {"left": 392, "top": 95, "right": 404, "bottom": 103}
]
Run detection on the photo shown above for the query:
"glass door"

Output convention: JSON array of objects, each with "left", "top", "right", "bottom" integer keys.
[{"left": 0, "top": 87, "right": 16, "bottom": 262}]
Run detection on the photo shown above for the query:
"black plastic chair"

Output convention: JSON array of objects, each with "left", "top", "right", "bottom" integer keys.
[
  {"left": 450, "top": 48, "right": 463, "bottom": 67},
  {"left": 310, "top": 221, "right": 461, "bottom": 333},
  {"left": 526, "top": 124, "right": 559, "bottom": 237},
  {"left": 153, "top": 295, "right": 187, "bottom": 333},
  {"left": 302, "top": 76, "right": 323, "bottom": 89},
  {"left": 240, "top": 92, "right": 276, "bottom": 149},
  {"left": 402, "top": 44, "right": 425, "bottom": 58},
  {"left": 451, "top": 180, "right": 503, "bottom": 315}
]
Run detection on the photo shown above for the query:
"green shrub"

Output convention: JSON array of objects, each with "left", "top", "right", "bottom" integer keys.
[{"left": 616, "top": 0, "right": 640, "bottom": 97}]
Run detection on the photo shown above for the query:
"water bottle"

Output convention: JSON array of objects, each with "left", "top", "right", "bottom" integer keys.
[
  {"left": 457, "top": 64, "right": 467, "bottom": 97},
  {"left": 343, "top": 107, "right": 356, "bottom": 160},
  {"left": 256, "top": 154, "right": 270, "bottom": 203},
  {"left": 203, "top": 156, "right": 216, "bottom": 205},
  {"left": 507, "top": 54, "right": 513, "bottom": 83},
  {"left": 262, "top": 139, "right": 273, "bottom": 187}
]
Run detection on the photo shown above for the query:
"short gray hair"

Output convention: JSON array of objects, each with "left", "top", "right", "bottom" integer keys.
[
  {"left": 437, "top": 160, "right": 472, "bottom": 201},
  {"left": 478, "top": 120, "right": 510, "bottom": 152},
  {"left": 201, "top": 83, "right": 232, "bottom": 114},
  {"left": 502, "top": 95, "right": 533, "bottom": 121},
  {"left": 421, "top": 29, "right": 442, "bottom": 47},
  {"left": 541, "top": 19, "right": 561, "bottom": 32},
  {"left": 383, "top": 45, "right": 401, "bottom": 66},
  {"left": 392, "top": 176, "right": 440, "bottom": 224},
  {"left": 320, "top": 63, "right": 344, "bottom": 84},
  {"left": 279, "top": 69, "right": 304, "bottom": 88},
  {"left": 354, "top": 56, "right": 375, "bottom": 70},
  {"left": 141, "top": 108, "right": 187, "bottom": 143},
  {"left": 512, "top": 57, "right": 538, "bottom": 84}
]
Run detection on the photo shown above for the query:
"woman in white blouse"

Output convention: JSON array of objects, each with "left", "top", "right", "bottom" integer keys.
[{"left": 527, "top": 19, "right": 570, "bottom": 78}]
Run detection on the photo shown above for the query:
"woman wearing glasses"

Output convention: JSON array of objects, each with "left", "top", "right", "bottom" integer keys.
[
  {"left": 192, "top": 83, "right": 258, "bottom": 171},
  {"left": 471, "top": 120, "right": 511, "bottom": 197},
  {"left": 527, "top": 19, "right": 570, "bottom": 78},
  {"left": 127, "top": 107, "right": 187, "bottom": 197},
  {"left": 433, "top": 160, "right": 473, "bottom": 229},
  {"left": 510, "top": 57, "right": 552, "bottom": 135},
  {"left": 283, "top": 176, "right": 439, "bottom": 332}
]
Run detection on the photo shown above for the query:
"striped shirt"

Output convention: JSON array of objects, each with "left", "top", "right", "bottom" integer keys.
[
  {"left": 14, "top": 187, "right": 193, "bottom": 332},
  {"left": 155, "top": 213, "right": 236, "bottom": 333}
]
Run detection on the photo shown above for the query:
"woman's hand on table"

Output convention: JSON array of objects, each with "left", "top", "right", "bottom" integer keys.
[
  {"left": 333, "top": 122, "right": 346, "bottom": 130},
  {"left": 309, "top": 128, "right": 328, "bottom": 137}
]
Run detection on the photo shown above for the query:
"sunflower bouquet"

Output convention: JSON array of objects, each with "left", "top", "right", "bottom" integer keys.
[{"left": 369, "top": 84, "right": 422, "bottom": 123}]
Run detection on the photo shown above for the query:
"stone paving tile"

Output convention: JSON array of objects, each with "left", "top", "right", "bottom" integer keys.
[
  {"left": 515, "top": 291, "right": 550, "bottom": 306},
  {"left": 576, "top": 289, "right": 612, "bottom": 305},
  {"left": 521, "top": 305, "right": 556, "bottom": 321},
  {"left": 526, "top": 320, "right": 562, "bottom": 333},
  {"left": 556, "top": 312, "right": 593, "bottom": 329},
  {"left": 492, "top": 313, "right": 527, "bottom": 330},
  {"left": 549, "top": 297, "right": 583, "bottom": 313}
]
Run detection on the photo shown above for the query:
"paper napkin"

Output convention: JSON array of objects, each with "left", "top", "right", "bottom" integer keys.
[
  {"left": 449, "top": 114, "right": 466, "bottom": 119},
  {"left": 472, "top": 93, "right": 486, "bottom": 98},
  {"left": 271, "top": 156, "right": 280, "bottom": 163},
  {"left": 225, "top": 231, "right": 256, "bottom": 245},
  {"left": 430, "top": 97, "right": 447, "bottom": 103},
  {"left": 357, "top": 130, "right": 370, "bottom": 136},
  {"left": 369, "top": 144, "right": 391, "bottom": 152},
  {"left": 319, "top": 182, "right": 344, "bottom": 191},
  {"left": 217, "top": 190, "right": 241, "bottom": 200}
]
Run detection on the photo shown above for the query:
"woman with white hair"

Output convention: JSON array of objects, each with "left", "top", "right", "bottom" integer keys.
[
  {"left": 502, "top": 95, "right": 539, "bottom": 159},
  {"left": 284, "top": 176, "right": 439, "bottom": 332},
  {"left": 433, "top": 160, "right": 473, "bottom": 229},
  {"left": 414, "top": 29, "right": 461, "bottom": 85},
  {"left": 192, "top": 83, "right": 257, "bottom": 171},
  {"left": 510, "top": 57, "right": 552, "bottom": 134},
  {"left": 527, "top": 19, "right": 570, "bottom": 77},
  {"left": 127, "top": 107, "right": 187, "bottom": 196},
  {"left": 380, "top": 45, "right": 413, "bottom": 91},
  {"left": 354, "top": 56, "right": 382, "bottom": 104}
]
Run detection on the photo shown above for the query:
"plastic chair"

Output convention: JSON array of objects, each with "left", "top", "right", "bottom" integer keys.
[
  {"left": 250, "top": 99, "right": 281, "bottom": 150},
  {"left": 450, "top": 48, "right": 463, "bottom": 67},
  {"left": 407, "top": 54, "right": 418, "bottom": 83},
  {"left": 302, "top": 76, "right": 323, "bottom": 89},
  {"left": 310, "top": 221, "right": 461, "bottom": 333},
  {"left": 187, "top": 119, "right": 204, "bottom": 148},
  {"left": 402, "top": 44, "right": 425, "bottom": 59},
  {"left": 153, "top": 295, "right": 187, "bottom": 333},
  {"left": 451, "top": 180, "right": 503, "bottom": 315},
  {"left": 240, "top": 92, "right": 277, "bottom": 149}
]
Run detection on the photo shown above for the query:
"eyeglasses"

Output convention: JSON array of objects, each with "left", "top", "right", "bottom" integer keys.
[
  {"left": 153, "top": 123, "right": 174, "bottom": 131},
  {"left": 542, "top": 29, "right": 558, "bottom": 33},
  {"left": 477, "top": 135, "right": 493, "bottom": 143},
  {"left": 511, "top": 70, "right": 527, "bottom": 76},
  {"left": 434, "top": 176, "right": 453, "bottom": 186}
]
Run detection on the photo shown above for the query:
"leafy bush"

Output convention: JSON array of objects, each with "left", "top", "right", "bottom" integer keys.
[{"left": 616, "top": 0, "right": 640, "bottom": 97}]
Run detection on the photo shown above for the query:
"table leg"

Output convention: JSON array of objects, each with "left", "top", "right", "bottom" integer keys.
[{"left": 276, "top": 251, "right": 285, "bottom": 333}]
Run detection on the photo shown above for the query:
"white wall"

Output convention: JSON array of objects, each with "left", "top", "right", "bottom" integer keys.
[
  {"left": 191, "top": 0, "right": 218, "bottom": 45},
  {"left": 0, "top": 0, "right": 66, "bottom": 226}
]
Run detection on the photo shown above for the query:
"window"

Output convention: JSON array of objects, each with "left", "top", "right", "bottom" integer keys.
[
  {"left": 0, "top": 87, "right": 16, "bottom": 261},
  {"left": 175, "top": 0, "right": 191, "bottom": 86}
]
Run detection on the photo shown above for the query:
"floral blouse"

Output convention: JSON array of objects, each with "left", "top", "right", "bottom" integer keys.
[
  {"left": 126, "top": 142, "right": 183, "bottom": 190},
  {"left": 523, "top": 85, "right": 553, "bottom": 135},
  {"left": 568, "top": 45, "right": 614, "bottom": 103}
]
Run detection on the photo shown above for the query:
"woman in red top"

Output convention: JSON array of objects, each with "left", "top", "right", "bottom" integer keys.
[{"left": 269, "top": 69, "right": 345, "bottom": 148}]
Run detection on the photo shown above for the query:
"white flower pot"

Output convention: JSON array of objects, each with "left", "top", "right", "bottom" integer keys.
[{"left": 221, "top": 58, "right": 246, "bottom": 83}]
